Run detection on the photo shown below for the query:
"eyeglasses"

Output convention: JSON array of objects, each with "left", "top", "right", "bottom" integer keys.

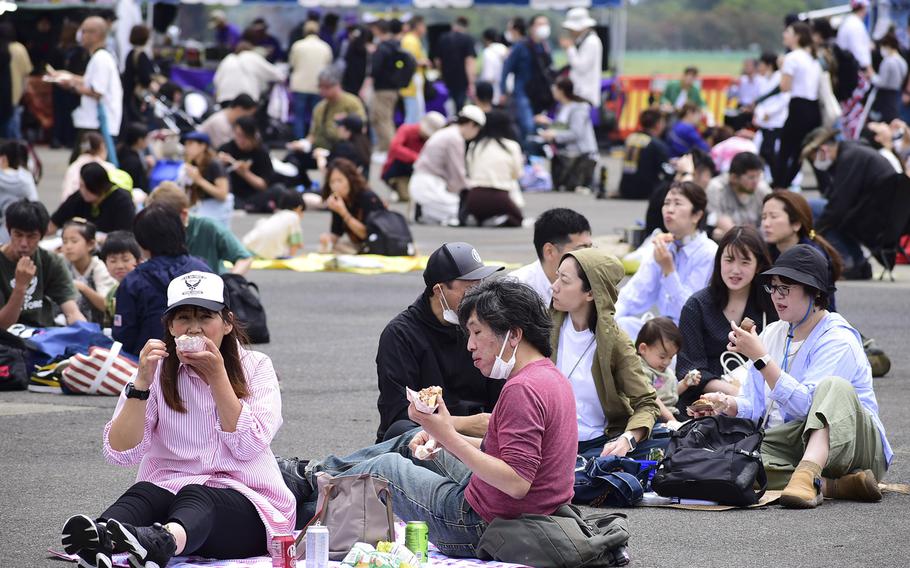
[{"left": 763, "top": 284, "right": 792, "bottom": 297}]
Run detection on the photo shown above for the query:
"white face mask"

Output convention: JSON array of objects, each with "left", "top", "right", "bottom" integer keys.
[
  {"left": 488, "top": 330, "right": 518, "bottom": 380},
  {"left": 504, "top": 30, "right": 514, "bottom": 43},
  {"left": 436, "top": 285, "right": 460, "bottom": 325},
  {"left": 534, "top": 25, "right": 551, "bottom": 42},
  {"left": 76, "top": 29, "right": 84, "bottom": 44},
  {"left": 813, "top": 157, "right": 833, "bottom": 171}
]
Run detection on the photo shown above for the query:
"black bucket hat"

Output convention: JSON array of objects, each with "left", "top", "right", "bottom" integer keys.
[{"left": 761, "top": 244, "right": 835, "bottom": 294}]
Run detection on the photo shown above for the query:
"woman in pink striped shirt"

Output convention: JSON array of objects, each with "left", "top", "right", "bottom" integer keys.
[{"left": 61, "top": 271, "right": 294, "bottom": 568}]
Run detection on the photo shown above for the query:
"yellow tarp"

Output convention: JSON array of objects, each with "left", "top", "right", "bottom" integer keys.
[{"left": 247, "top": 254, "right": 520, "bottom": 275}]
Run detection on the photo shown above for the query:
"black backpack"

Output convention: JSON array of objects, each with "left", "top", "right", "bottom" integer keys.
[
  {"left": 360, "top": 210, "right": 415, "bottom": 256},
  {"left": 384, "top": 43, "right": 417, "bottom": 90},
  {"left": 651, "top": 415, "right": 767, "bottom": 507},
  {"left": 477, "top": 505, "right": 630, "bottom": 568},
  {"left": 0, "top": 331, "right": 30, "bottom": 391},
  {"left": 222, "top": 274, "right": 270, "bottom": 344}
]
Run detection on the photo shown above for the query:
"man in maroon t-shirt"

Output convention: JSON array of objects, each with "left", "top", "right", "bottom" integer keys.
[{"left": 302, "top": 279, "right": 577, "bottom": 557}]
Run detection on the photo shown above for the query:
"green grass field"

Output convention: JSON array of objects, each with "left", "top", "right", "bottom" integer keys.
[{"left": 620, "top": 50, "right": 755, "bottom": 77}]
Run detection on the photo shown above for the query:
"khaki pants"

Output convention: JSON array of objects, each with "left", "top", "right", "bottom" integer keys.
[
  {"left": 761, "top": 376, "right": 887, "bottom": 489},
  {"left": 370, "top": 90, "right": 399, "bottom": 152}
]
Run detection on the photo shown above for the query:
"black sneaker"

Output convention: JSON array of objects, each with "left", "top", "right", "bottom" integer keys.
[
  {"left": 61, "top": 514, "right": 113, "bottom": 568},
  {"left": 106, "top": 519, "right": 177, "bottom": 568}
]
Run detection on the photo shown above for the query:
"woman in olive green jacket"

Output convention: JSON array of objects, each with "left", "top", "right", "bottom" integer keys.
[{"left": 550, "top": 247, "right": 664, "bottom": 459}]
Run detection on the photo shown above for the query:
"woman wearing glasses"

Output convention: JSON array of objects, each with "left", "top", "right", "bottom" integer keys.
[{"left": 691, "top": 245, "right": 892, "bottom": 509}]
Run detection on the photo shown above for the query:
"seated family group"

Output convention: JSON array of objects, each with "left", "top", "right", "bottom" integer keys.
[{"left": 56, "top": 203, "right": 891, "bottom": 567}]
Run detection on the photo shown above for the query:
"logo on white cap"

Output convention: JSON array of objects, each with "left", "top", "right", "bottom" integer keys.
[{"left": 166, "top": 271, "right": 224, "bottom": 311}]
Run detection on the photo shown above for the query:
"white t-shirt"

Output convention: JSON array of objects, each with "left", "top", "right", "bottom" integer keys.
[
  {"left": 242, "top": 209, "right": 303, "bottom": 259},
  {"left": 72, "top": 48, "right": 124, "bottom": 136},
  {"left": 480, "top": 43, "right": 509, "bottom": 102},
  {"left": 509, "top": 260, "right": 553, "bottom": 307},
  {"left": 836, "top": 13, "right": 872, "bottom": 69},
  {"left": 556, "top": 317, "right": 605, "bottom": 441},
  {"left": 781, "top": 49, "right": 821, "bottom": 101}
]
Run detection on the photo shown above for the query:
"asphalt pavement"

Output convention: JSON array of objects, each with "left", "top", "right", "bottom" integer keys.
[{"left": 1, "top": 149, "right": 908, "bottom": 567}]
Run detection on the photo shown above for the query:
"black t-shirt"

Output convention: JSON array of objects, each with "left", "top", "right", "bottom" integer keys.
[
  {"left": 437, "top": 31, "right": 476, "bottom": 89},
  {"left": 51, "top": 188, "right": 136, "bottom": 234},
  {"left": 330, "top": 189, "right": 385, "bottom": 244},
  {"left": 618, "top": 134, "right": 672, "bottom": 200},
  {"left": 189, "top": 160, "right": 227, "bottom": 203},
  {"left": 117, "top": 148, "right": 148, "bottom": 191},
  {"left": 342, "top": 44, "right": 368, "bottom": 94},
  {"left": 0, "top": 248, "right": 77, "bottom": 327},
  {"left": 375, "top": 293, "right": 504, "bottom": 442},
  {"left": 218, "top": 141, "right": 274, "bottom": 203}
]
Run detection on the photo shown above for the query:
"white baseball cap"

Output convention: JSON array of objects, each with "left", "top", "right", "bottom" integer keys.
[
  {"left": 165, "top": 271, "right": 225, "bottom": 314},
  {"left": 458, "top": 105, "right": 487, "bottom": 128}
]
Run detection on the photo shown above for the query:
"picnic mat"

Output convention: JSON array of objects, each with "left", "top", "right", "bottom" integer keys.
[
  {"left": 639, "top": 490, "right": 782, "bottom": 511},
  {"left": 242, "top": 254, "right": 520, "bottom": 275},
  {"left": 49, "top": 522, "right": 531, "bottom": 568}
]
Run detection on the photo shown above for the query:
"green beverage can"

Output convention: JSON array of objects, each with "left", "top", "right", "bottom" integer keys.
[{"left": 405, "top": 521, "right": 429, "bottom": 564}]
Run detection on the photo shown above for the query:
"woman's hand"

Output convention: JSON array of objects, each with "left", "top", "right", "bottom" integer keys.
[
  {"left": 600, "top": 435, "right": 633, "bottom": 458},
  {"left": 185, "top": 164, "right": 202, "bottom": 183},
  {"left": 177, "top": 336, "right": 227, "bottom": 382},
  {"left": 136, "top": 339, "right": 168, "bottom": 389},
  {"left": 653, "top": 237, "right": 675, "bottom": 276},
  {"left": 727, "top": 320, "right": 766, "bottom": 362},
  {"left": 326, "top": 193, "right": 348, "bottom": 217},
  {"left": 686, "top": 392, "right": 737, "bottom": 418}
]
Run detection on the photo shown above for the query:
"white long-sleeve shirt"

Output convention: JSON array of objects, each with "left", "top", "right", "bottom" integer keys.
[
  {"left": 566, "top": 31, "right": 603, "bottom": 107},
  {"left": 754, "top": 71, "right": 789, "bottom": 130},
  {"left": 214, "top": 50, "right": 286, "bottom": 102},
  {"left": 615, "top": 231, "right": 717, "bottom": 324},
  {"left": 836, "top": 13, "right": 872, "bottom": 69}
]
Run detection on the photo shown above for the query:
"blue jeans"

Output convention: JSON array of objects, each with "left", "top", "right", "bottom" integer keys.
[
  {"left": 293, "top": 92, "right": 321, "bottom": 140},
  {"left": 402, "top": 96, "right": 425, "bottom": 124},
  {"left": 309, "top": 429, "right": 487, "bottom": 557},
  {"left": 809, "top": 197, "right": 866, "bottom": 269},
  {"left": 512, "top": 91, "right": 535, "bottom": 146},
  {"left": 449, "top": 86, "right": 468, "bottom": 112},
  {"left": 0, "top": 105, "right": 23, "bottom": 139}
]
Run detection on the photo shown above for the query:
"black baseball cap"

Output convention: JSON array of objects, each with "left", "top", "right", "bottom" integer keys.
[
  {"left": 423, "top": 242, "right": 503, "bottom": 287},
  {"left": 761, "top": 244, "right": 835, "bottom": 294}
]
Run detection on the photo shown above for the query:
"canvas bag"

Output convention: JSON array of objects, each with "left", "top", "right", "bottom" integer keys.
[
  {"left": 61, "top": 342, "right": 137, "bottom": 395},
  {"left": 295, "top": 472, "right": 395, "bottom": 561},
  {"left": 476, "top": 505, "right": 631, "bottom": 568},
  {"left": 818, "top": 70, "right": 842, "bottom": 129},
  {"left": 651, "top": 415, "right": 767, "bottom": 507}
]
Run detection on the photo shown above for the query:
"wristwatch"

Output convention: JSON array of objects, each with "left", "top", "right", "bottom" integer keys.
[
  {"left": 124, "top": 382, "right": 150, "bottom": 401},
  {"left": 621, "top": 432, "right": 637, "bottom": 451},
  {"left": 753, "top": 354, "right": 771, "bottom": 371}
]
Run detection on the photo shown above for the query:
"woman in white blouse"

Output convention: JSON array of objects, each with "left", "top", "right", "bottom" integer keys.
[
  {"left": 772, "top": 22, "right": 822, "bottom": 189},
  {"left": 464, "top": 109, "right": 526, "bottom": 227}
]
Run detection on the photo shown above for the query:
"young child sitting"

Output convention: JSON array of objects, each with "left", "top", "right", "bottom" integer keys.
[
  {"left": 242, "top": 189, "right": 305, "bottom": 259},
  {"left": 635, "top": 317, "right": 684, "bottom": 423},
  {"left": 99, "top": 231, "right": 141, "bottom": 328},
  {"left": 61, "top": 219, "right": 117, "bottom": 325}
]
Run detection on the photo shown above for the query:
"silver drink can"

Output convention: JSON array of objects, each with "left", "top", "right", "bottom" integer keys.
[{"left": 304, "top": 525, "right": 329, "bottom": 568}]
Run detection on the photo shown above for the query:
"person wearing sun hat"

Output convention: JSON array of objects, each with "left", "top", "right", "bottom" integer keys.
[
  {"left": 691, "top": 244, "right": 892, "bottom": 508},
  {"left": 409, "top": 105, "right": 486, "bottom": 225},
  {"left": 559, "top": 8, "right": 602, "bottom": 108},
  {"left": 61, "top": 269, "right": 295, "bottom": 568}
]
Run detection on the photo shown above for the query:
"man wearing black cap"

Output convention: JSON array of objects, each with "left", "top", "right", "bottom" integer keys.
[
  {"left": 801, "top": 127, "right": 896, "bottom": 279},
  {"left": 375, "top": 242, "right": 504, "bottom": 442}
]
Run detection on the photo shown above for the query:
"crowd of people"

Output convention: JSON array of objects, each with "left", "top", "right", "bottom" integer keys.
[{"left": 0, "top": 4, "right": 902, "bottom": 567}]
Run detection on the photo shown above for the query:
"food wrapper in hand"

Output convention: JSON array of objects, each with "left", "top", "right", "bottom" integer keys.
[
  {"left": 175, "top": 335, "right": 205, "bottom": 353},
  {"left": 413, "top": 438, "right": 441, "bottom": 460},
  {"left": 405, "top": 387, "right": 439, "bottom": 414}
]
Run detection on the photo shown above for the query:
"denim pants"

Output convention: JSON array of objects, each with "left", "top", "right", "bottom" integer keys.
[
  {"left": 293, "top": 92, "right": 321, "bottom": 140},
  {"left": 577, "top": 426, "right": 672, "bottom": 461},
  {"left": 402, "top": 95, "right": 425, "bottom": 124},
  {"left": 309, "top": 428, "right": 487, "bottom": 557},
  {"left": 512, "top": 91, "right": 535, "bottom": 146}
]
